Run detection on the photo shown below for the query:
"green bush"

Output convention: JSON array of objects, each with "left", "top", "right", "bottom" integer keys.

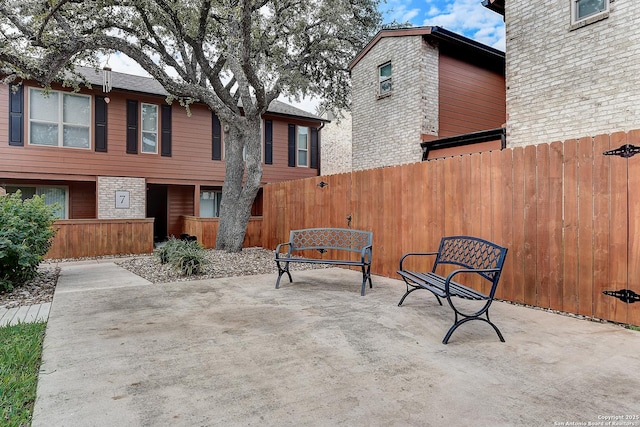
[
  {"left": 0, "top": 191, "right": 58, "bottom": 292},
  {"left": 155, "top": 237, "right": 207, "bottom": 276}
]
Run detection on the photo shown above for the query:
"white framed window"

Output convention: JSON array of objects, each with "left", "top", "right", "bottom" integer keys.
[
  {"left": 297, "top": 126, "right": 309, "bottom": 167},
  {"left": 199, "top": 190, "right": 222, "bottom": 217},
  {"left": 141, "top": 103, "right": 158, "bottom": 154},
  {"left": 6, "top": 185, "right": 68, "bottom": 219},
  {"left": 571, "top": 0, "right": 609, "bottom": 25},
  {"left": 28, "top": 88, "right": 91, "bottom": 149},
  {"left": 378, "top": 62, "right": 392, "bottom": 96}
]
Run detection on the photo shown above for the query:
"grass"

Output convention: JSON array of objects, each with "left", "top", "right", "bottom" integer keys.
[{"left": 1, "top": 321, "right": 47, "bottom": 427}]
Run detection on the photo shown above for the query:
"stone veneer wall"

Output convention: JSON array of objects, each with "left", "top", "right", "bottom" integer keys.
[
  {"left": 351, "top": 35, "right": 438, "bottom": 171},
  {"left": 97, "top": 176, "right": 146, "bottom": 219},
  {"left": 320, "top": 111, "right": 352, "bottom": 175},
  {"left": 506, "top": 0, "right": 640, "bottom": 147}
]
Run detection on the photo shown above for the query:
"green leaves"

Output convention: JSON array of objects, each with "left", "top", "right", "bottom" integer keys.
[
  {"left": 0, "top": 192, "right": 58, "bottom": 292},
  {"left": 155, "top": 237, "right": 207, "bottom": 276}
]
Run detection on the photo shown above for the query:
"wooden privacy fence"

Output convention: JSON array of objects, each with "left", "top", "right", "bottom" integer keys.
[
  {"left": 263, "top": 130, "right": 640, "bottom": 326},
  {"left": 182, "top": 216, "right": 263, "bottom": 249},
  {"left": 46, "top": 218, "right": 154, "bottom": 259}
]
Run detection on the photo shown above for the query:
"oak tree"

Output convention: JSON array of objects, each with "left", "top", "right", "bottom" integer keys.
[{"left": 0, "top": 0, "right": 381, "bottom": 251}]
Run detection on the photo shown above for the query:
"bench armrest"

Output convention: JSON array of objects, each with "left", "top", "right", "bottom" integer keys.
[
  {"left": 444, "top": 267, "right": 502, "bottom": 294},
  {"left": 399, "top": 251, "right": 438, "bottom": 271},
  {"left": 360, "top": 245, "right": 373, "bottom": 265},
  {"left": 275, "top": 242, "right": 292, "bottom": 259}
]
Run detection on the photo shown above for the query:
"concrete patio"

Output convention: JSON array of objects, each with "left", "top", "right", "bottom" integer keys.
[{"left": 32, "top": 262, "right": 640, "bottom": 426}]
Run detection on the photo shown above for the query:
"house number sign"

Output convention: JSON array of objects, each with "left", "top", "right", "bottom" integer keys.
[{"left": 115, "top": 191, "right": 130, "bottom": 209}]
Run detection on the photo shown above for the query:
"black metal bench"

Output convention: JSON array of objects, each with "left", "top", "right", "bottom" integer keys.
[
  {"left": 397, "top": 236, "right": 508, "bottom": 344},
  {"left": 275, "top": 228, "right": 373, "bottom": 296}
]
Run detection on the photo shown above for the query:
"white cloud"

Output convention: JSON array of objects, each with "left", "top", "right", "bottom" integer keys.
[
  {"left": 383, "top": 0, "right": 422, "bottom": 24},
  {"left": 422, "top": 0, "right": 505, "bottom": 50}
]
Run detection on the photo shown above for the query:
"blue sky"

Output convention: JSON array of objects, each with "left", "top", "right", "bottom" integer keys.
[
  {"left": 380, "top": 0, "right": 505, "bottom": 51},
  {"left": 103, "top": 0, "right": 505, "bottom": 112}
]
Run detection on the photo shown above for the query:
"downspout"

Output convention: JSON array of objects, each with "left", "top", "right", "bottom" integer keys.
[{"left": 317, "top": 121, "right": 325, "bottom": 176}]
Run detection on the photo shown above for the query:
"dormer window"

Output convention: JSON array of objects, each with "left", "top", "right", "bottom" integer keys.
[{"left": 378, "top": 62, "right": 392, "bottom": 96}]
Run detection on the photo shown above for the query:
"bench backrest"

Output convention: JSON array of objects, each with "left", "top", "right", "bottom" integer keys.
[
  {"left": 434, "top": 236, "right": 508, "bottom": 284},
  {"left": 290, "top": 228, "right": 373, "bottom": 253}
]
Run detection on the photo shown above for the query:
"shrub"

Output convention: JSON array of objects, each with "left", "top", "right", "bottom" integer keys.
[
  {"left": 0, "top": 192, "right": 58, "bottom": 292},
  {"left": 155, "top": 237, "right": 207, "bottom": 276}
]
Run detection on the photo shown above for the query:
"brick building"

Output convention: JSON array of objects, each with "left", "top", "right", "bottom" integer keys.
[
  {"left": 319, "top": 111, "right": 352, "bottom": 175},
  {"left": 348, "top": 26, "right": 506, "bottom": 170},
  {"left": 485, "top": 0, "right": 640, "bottom": 147}
]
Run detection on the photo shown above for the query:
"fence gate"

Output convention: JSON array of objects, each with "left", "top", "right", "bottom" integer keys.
[{"left": 600, "top": 135, "right": 640, "bottom": 325}]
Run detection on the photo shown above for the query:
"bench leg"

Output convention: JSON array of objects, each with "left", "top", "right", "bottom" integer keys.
[
  {"left": 360, "top": 264, "right": 373, "bottom": 296},
  {"left": 275, "top": 261, "right": 292, "bottom": 289},
  {"left": 397, "top": 278, "right": 443, "bottom": 307},
  {"left": 442, "top": 305, "right": 505, "bottom": 344}
]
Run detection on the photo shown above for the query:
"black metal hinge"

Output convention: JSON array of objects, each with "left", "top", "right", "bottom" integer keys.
[
  {"left": 603, "top": 144, "right": 640, "bottom": 158},
  {"left": 603, "top": 289, "right": 640, "bottom": 303}
]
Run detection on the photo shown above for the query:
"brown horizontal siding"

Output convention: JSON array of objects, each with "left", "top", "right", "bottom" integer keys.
[
  {"left": 438, "top": 53, "right": 506, "bottom": 137},
  {"left": 262, "top": 119, "right": 319, "bottom": 183},
  {"left": 1, "top": 83, "right": 320, "bottom": 186},
  {"left": 437, "top": 109, "right": 504, "bottom": 134}
]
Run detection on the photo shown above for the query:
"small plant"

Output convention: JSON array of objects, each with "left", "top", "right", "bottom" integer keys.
[
  {"left": 0, "top": 191, "right": 58, "bottom": 292},
  {"left": 155, "top": 237, "right": 207, "bottom": 276},
  {"left": 173, "top": 243, "right": 207, "bottom": 276}
]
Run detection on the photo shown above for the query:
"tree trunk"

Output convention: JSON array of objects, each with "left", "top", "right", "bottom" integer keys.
[{"left": 215, "top": 117, "right": 263, "bottom": 252}]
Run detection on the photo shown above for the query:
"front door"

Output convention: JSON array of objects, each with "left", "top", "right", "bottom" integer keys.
[{"left": 147, "top": 184, "right": 168, "bottom": 243}]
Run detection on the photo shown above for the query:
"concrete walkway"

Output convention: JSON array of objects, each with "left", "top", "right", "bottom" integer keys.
[{"left": 32, "top": 262, "right": 640, "bottom": 426}]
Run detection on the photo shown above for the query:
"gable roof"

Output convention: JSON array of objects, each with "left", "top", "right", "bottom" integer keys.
[
  {"left": 348, "top": 26, "right": 504, "bottom": 71},
  {"left": 74, "top": 66, "right": 325, "bottom": 122}
]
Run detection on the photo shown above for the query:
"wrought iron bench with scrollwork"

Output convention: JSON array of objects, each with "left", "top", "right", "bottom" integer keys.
[
  {"left": 397, "top": 236, "right": 508, "bottom": 344},
  {"left": 275, "top": 228, "right": 373, "bottom": 296}
]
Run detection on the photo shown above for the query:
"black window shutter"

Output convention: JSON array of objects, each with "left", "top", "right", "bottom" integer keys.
[
  {"left": 212, "top": 113, "right": 222, "bottom": 160},
  {"left": 288, "top": 124, "right": 296, "bottom": 167},
  {"left": 310, "top": 127, "right": 319, "bottom": 169},
  {"left": 161, "top": 104, "right": 172, "bottom": 157},
  {"left": 264, "top": 120, "right": 273, "bottom": 165},
  {"left": 8, "top": 85, "right": 24, "bottom": 146},
  {"left": 95, "top": 96, "right": 108, "bottom": 152},
  {"left": 126, "top": 100, "right": 138, "bottom": 154}
]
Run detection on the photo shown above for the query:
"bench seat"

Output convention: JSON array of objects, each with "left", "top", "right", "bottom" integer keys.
[
  {"left": 275, "top": 228, "right": 373, "bottom": 295},
  {"left": 397, "top": 270, "right": 488, "bottom": 300},
  {"left": 397, "top": 236, "right": 508, "bottom": 344}
]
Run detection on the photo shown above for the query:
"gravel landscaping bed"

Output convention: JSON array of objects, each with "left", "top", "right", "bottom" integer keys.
[{"left": 0, "top": 247, "right": 328, "bottom": 309}]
